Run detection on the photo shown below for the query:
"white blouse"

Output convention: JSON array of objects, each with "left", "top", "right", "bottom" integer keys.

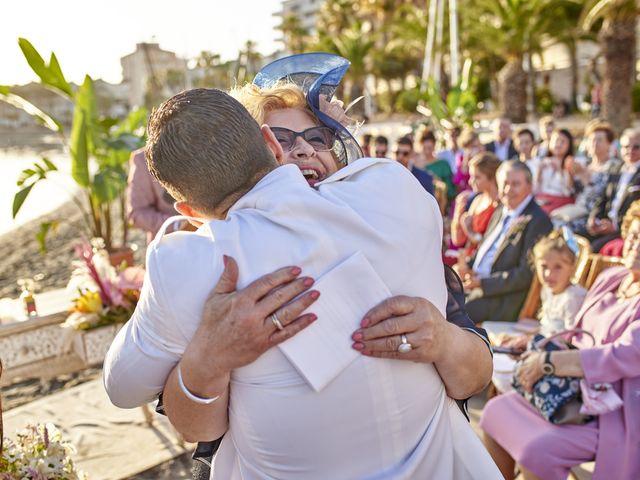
[
  {"left": 537, "top": 163, "right": 572, "bottom": 196},
  {"left": 539, "top": 283, "right": 588, "bottom": 336}
]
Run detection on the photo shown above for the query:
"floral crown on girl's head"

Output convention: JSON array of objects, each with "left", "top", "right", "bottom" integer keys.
[{"left": 532, "top": 227, "right": 581, "bottom": 266}]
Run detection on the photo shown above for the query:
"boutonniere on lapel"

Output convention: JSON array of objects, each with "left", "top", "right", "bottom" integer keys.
[{"left": 507, "top": 214, "right": 532, "bottom": 236}]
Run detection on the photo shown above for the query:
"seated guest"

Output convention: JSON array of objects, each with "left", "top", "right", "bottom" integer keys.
[
  {"left": 491, "top": 228, "right": 588, "bottom": 393},
  {"left": 533, "top": 115, "right": 555, "bottom": 159},
  {"left": 373, "top": 135, "right": 389, "bottom": 158},
  {"left": 395, "top": 136, "right": 434, "bottom": 195},
  {"left": 586, "top": 128, "right": 640, "bottom": 251},
  {"left": 515, "top": 128, "right": 540, "bottom": 180},
  {"left": 485, "top": 117, "right": 518, "bottom": 161},
  {"left": 454, "top": 129, "right": 484, "bottom": 192},
  {"left": 126, "top": 148, "right": 179, "bottom": 243},
  {"left": 557, "top": 122, "right": 620, "bottom": 234},
  {"left": 418, "top": 129, "right": 455, "bottom": 198},
  {"left": 451, "top": 153, "right": 501, "bottom": 261},
  {"left": 480, "top": 200, "right": 640, "bottom": 480},
  {"left": 437, "top": 125, "right": 463, "bottom": 174},
  {"left": 535, "top": 129, "right": 576, "bottom": 214},
  {"left": 457, "top": 161, "right": 553, "bottom": 323}
]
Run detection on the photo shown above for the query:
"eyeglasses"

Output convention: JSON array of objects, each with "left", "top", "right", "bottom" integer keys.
[
  {"left": 395, "top": 150, "right": 411, "bottom": 157},
  {"left": 375, "top": 149, "right": 387, "bottom": 156},
  {"left": 271, "top": 126, "right": 337, "bottom": 152},
  {"left": 621, "top": 143, "right": 640, "bottom": 151}
]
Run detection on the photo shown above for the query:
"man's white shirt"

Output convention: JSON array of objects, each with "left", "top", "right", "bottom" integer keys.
[
  {"left": 104, "top": 158, "right": 500, "bottom": 479},
  {"left": 473, "top": 194, "right": 533, "bottom": 278}
]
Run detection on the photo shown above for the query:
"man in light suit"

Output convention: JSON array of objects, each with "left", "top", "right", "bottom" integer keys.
[
  {"left": 484, "top": 117, "right": 518, "bottom": 161},
  {"left": 586, "top": 128, "right": 640, "bottom": 252},
  {"left": 458, "top": 161, "right": 553, "bottom": 323}
]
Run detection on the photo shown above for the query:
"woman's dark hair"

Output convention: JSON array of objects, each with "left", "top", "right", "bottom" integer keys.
[
  {"left": 552, "top": 128, "right": 574, "bottom": 169},
  {"left": 420, "top": 129, "right": 437, "bottom": 144}
]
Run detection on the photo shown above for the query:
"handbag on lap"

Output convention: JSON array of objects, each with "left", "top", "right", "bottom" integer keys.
[{"left": 512, "top": 329, "right": 596, "bottom": 425}]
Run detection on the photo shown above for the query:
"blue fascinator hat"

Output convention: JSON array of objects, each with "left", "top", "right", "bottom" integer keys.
[{"left": 253, "top": 52, "right": 363, "bottom": 165}]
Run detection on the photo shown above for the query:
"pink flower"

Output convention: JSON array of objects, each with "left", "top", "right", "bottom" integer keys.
[{"left": 117, "top": 266, "right": 145, "bottom": 291}]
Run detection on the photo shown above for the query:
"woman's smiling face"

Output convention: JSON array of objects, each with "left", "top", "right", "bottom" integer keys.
[
  {"left": 265, "top": 108, "right": 339, "bottom": 187},
  {"left": 623, "top": 219, "right": 640, "bottom": 273}
]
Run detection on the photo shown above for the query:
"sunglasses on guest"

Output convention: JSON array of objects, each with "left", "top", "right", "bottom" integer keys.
[
  {"left": 395, "top": 150, "right": 411, "bottom": 157},
  {"left": 621, "top": 143, "right": 640, "bottom": 151},
  {"left": 271, "top": 126, "right": 337, "bottom": 152}
]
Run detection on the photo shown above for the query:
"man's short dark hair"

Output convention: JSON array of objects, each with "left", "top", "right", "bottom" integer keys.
[
  {"left": 375, "top": 135, "right": 388, "bottom": 146},
  {"left": 145, "top": 88, "right": 276, "bottom": 215},
  {"left": 397, "top": 136, "right": 413, "bottom": 149},
  {"left": 515, "top": 128, "right": 535, "bottom": 143},
  {"left": 420, "top": 129, "right": 437, "bottom": 144}
]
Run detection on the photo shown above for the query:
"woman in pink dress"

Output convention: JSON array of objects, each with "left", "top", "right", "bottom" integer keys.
[{"left": 479, "top": 200, "right": 640, "bottom": 480}]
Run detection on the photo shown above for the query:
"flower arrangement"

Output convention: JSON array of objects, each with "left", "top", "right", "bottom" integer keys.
[
  {"left": 0, "top": 423, "right": 87, "bottom": 480},
  {"left": 62, "top": 239, "right": 144, "bottom": 331}
]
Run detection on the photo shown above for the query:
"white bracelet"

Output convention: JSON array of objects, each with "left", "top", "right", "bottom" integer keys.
[{"left": 177, "top": 363, "right": 221, "bottom": 405}]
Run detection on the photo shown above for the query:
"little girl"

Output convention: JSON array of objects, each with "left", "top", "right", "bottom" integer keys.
[
  {"left": 530, "top": 228, "right": 588, "bottom": 335},
  {"left": 493, "top": 229, "right": 587, "bottom": 391}
]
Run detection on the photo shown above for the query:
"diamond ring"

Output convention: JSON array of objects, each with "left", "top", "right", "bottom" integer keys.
[
  {"left": 398, "top": 334, "right": 413, "bottom": 353},
  {"left": 271, "top": 313, "right": 284, "bottom": 331}
]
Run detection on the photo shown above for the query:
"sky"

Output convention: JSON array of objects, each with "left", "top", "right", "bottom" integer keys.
[{"left": 2, "top": 0, "right": 284, "bottom": 86}]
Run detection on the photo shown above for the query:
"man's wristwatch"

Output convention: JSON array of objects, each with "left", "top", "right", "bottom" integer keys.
[{"left": 542, "top": 351, "right": 555, "bottom": 375}]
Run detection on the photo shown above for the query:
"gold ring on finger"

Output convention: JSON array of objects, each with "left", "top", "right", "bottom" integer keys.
[{"left": 271, "top": 313, "right": 284, "bottom": 331}]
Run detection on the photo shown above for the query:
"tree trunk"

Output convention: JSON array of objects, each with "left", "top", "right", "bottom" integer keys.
[
  {"left": 600, "top": 17, "right": 636, "bottom": 135},
  {"left": 568, "top": 41, "right": 579, "bottom": 113},
  {"left": 498, "top": 57, "right": 527, "bottom": 122},
  {"left": 349, "top": 79, "right": 366, "bottom": 119}
]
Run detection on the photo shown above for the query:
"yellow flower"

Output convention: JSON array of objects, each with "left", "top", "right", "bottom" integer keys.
[{"left": 75, "top": 290, "right": 103, "bottom": 313}]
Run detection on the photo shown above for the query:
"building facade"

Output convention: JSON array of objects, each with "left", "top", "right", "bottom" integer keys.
[{"left": 120, "top": 42, "right": 188, "bottom": 108}]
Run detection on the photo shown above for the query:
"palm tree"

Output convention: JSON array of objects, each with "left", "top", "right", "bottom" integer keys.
[
  {"left": 327, "top": 21, "right": 375, "bottom": 117},
  {"left": 235, "top": 40, "right": 262, "bottom": 85},
  {"left": 278, "top": 14, "right": 311, "bottom": 54},
  {"left": 582, "top": 0, "right": 639, "bottom": 134},
  {"left": 461, "top": 0, "right": 566, "bottom": 122}
]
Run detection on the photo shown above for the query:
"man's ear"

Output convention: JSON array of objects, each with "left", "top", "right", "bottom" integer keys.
[
  {"left": 175, "top": 201, "right": 205, "bottom": 226},
  {"left": 261, "top": 124, "right": 284, "bottom": 165}
]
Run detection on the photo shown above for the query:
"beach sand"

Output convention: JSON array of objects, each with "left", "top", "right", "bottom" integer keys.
[{"left": 0, "top": 201, "right": 147, "bottom": 299}]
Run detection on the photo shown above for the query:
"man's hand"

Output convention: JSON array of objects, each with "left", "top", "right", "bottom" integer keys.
[
  {"left": 350, "top": 296, "right": 450, "bottom": 363},
  {"left": 453, "top": 261, "right": 471, "bottom": 278},
  {"left": 462, "top": 272, "right": 481, "bottom": 290},
  {"left": 587, "top": 217, "right": 616, "bottom": 236},
  {"left": 182, "top": 256, "right": 320, "bottom": 389}
]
